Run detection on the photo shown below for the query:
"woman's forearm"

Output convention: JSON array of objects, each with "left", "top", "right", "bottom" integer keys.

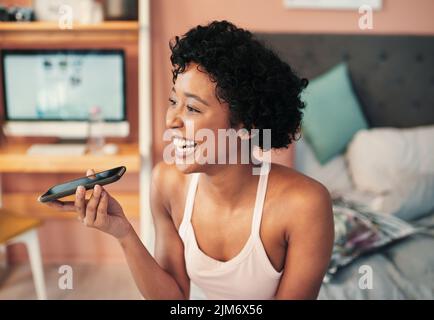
[{"left": 118, "top": 228, "right": 187, "bottom": 300}]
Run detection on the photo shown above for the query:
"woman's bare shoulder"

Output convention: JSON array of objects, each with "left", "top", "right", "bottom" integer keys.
[
  {"left": 151, "top": 162, "right": 188, "bottom": 210},
  {"left": 268, "top": 163, "right": 333, "bottom": 226},
  {"left": 152, "top": 162, "right": 187, "bottom": 194}
]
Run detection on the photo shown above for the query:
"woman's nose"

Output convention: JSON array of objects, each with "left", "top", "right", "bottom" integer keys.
[{"left": 166, "top": 108, "right": 184, "bottom": 129}]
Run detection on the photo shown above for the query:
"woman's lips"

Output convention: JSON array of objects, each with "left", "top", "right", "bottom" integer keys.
[{"left": 172, "top": 136, "right": 198, "bottom": 158}]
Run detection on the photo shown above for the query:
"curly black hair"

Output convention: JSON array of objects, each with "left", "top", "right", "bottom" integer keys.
[{"left": 170, "top": 20, "right": 308, "bottom": 150}]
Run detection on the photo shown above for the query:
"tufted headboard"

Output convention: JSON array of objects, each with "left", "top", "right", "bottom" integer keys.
[{"left": 255, "top": 33, "right": 434, "bottom": 128}]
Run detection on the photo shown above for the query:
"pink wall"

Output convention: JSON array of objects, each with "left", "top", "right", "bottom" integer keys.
[{"left": 150, "top": 0, "right": 434, "bottom": 163}]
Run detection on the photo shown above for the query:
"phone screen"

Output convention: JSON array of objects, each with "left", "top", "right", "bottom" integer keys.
[
  {"left": 47, "top": 167, "right": 122, "bottom": 195},
  {"left": 38, "top": 166, "right": 126, "bottom": 202}
]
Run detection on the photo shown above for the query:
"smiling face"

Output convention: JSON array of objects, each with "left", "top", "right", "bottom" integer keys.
[{"left": 166, "top": 63, "right": 235, "bottom": 174}]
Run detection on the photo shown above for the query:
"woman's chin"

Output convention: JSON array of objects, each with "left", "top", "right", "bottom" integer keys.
[
  {"left": 174, "top": 150, "right": 199, "bottom": 173},
  {"left": 174, "top": 161, "right": 202, "bottom": 174},
  {"left": 173, "top": 143, "right": 207, "bottom": 174}
]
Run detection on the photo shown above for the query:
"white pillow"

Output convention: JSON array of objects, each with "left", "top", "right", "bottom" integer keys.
[
  {"left": 294, "top": 137, "right": 353, "bottom": 193},
  {"left": 369, "top": 172, "right": 434, "bottom": 221},
  {"left": 346, "top": 126, "right": 434, "bottom": 193},
  {"left": 346, "top": 125, "right": 434, "bottom": 220}
]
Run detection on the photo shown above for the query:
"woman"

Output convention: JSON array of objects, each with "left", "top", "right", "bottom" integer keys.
[{"left": 46, "top": 21, "right": 334, "bottom": 300}]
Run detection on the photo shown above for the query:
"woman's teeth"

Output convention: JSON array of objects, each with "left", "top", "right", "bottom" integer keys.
[{"left": 173, "top": 137, "right": 198, "bottom": 155}]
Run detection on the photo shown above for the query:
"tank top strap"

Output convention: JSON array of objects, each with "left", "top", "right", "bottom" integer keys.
[
  {"left": 179, "top": 172, "right": 200, "bottom": 238},
  {"left": 251, "top": 162, "right": 271, "bottom": 237}
]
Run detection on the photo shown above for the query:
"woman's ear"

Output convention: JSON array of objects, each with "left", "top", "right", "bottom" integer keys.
[
  {"left": 235, "top": 123, "right": 256, "bottom": 141},
  {"left": 238, "top": 128, "right": 251, "bottom": 141}
]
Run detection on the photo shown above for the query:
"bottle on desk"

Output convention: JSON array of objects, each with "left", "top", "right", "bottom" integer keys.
[{"left": 87, "top": 106, "right": 106, "bottom": 155}]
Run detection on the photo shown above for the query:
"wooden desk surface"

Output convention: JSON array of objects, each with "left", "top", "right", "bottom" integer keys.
[
  {"left": 0, "top": 21, "right": 139, "bottom": 32},
  {"left": 2, "top": 192, "right": 139, "bottom": 220},
  {"left": 0, "top": 142, "right": 141, "bottom": 173}
]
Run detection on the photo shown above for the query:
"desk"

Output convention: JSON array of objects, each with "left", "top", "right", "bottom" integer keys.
[
  {"left": 0, "top": 142, "right": 140, "bottom": 173},
  {"left": 0, "top": 142, "right": 141, "bottom": 220}
]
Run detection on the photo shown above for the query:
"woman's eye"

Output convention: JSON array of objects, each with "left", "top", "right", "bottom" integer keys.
[
  {"left": 187, "top": 105, "right": 200, "bottom": 113},
  {"left": 168, "top": 98, "right": 177, "bottom": 106}
]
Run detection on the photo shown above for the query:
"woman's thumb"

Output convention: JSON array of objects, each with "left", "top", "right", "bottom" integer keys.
[{"left": 86, "top": 168, "right": 96, "bottom": 179}]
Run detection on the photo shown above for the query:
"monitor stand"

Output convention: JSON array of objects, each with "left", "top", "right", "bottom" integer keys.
[{"left": 27, "top": 139, "right": 88, "bottom": 156}]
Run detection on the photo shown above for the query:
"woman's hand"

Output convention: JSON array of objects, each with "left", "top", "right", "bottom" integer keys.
[{"left": 45, "top": 169, "right": 133, "bottom": 240}]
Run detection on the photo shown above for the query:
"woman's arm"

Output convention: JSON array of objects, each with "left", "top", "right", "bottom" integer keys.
[
  {"left": 119, "top": 162, "right": 190, "bottom": 299},
  {"left": 45, "top": 164, "right": 190, "bottom": 300},
  {"left": 274, "top": 183, "right": 334, "bottom": 300},
  {"left": 117, "top": 222, "right": 189, "bottom": 300}
]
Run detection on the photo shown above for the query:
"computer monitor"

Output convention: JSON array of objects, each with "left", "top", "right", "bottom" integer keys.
[{"left": 1, "top": 49, "right": 129, "bottom": 139}]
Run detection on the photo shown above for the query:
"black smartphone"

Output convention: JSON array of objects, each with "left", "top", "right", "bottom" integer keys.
[{"left": 38, "top": 166, "right": 126, "bottom": 203}]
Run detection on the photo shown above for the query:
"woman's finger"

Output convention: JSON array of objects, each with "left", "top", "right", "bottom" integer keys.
[
  {"left": 75, "top": 186, "right": 86, "bottom": 220},
  {"left": 84, "top": 184, "right": 102, "bottom": 226},
  {"left": 46, "top": 200, "right": 76, "bottom": 211},
  {"left": 86, "top": 169, "right": 97, "bottom": 180},
  {"left": 94, "top": 190, "right": 109, "bottom": 228}
]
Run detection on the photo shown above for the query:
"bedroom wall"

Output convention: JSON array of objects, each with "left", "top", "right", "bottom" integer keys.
[{"left": 150, "top": 0, "right": 434, "bottom": 165}]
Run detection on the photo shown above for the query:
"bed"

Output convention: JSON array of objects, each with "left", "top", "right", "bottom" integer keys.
[
  {"left": 318, "top": 211, "right": 434, "bottom": 299},
  {"left": 255, "top": 33, "right": 434, "bottom": 300}
]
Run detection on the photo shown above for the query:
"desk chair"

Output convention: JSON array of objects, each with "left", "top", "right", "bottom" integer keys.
[{"left": 0, "top": 209, "right": 47, "bottom": 300}]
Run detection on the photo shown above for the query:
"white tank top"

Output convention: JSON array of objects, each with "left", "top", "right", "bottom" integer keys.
[{"left": 179, "top": 167, "right": 283, "bottom": 300}]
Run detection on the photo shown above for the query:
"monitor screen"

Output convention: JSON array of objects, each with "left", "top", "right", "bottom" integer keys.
[{"left": 2, "top": 49, "right": 126, "bottom": 122}]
